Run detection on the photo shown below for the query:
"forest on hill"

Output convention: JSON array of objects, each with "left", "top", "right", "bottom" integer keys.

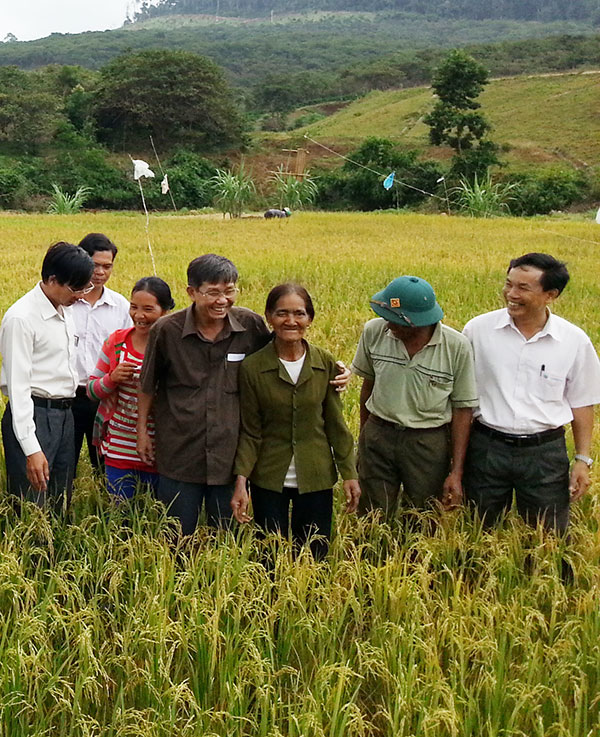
[{"left": 132, "top": 0, "right": 600, "bottom": 23}]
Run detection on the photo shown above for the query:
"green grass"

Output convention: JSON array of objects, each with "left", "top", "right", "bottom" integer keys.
[
  {"left": 281, "top": 71, "right": 600, "bottom": 169},
  {"left": 0, "top": 211, "right": 599, "bottom": 735}
]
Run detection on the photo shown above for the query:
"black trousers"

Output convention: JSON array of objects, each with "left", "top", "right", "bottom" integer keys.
[
  {"left": 72, "top": 389, "right": 101, "bottom": 471},
  {"left": 250, "top": 484, "right": 333, "bottom": 561},
  {"left": 157, "top": 475, "right": 233, "bottom": 536},
  {"left": 464, "top": 428, "right": 570, "bottom": 534},
  {"left": 2, "top": 402, "right": 75, "bottom": 512}
]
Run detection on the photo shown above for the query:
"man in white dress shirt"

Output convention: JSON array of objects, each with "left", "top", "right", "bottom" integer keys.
[
  {"left": 70, "top": 233, "right": 131, "bottom": 472},
  {"left": 0, "top": 243, "right": 94, "bottom": 509},
  {"left": 463, "top": 253, "right": 600, "bottom": 533}
]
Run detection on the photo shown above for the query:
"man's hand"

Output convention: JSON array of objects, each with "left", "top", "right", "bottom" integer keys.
[
  {"left": 231, "top": 476, "right": 252, "bottom": 523},
  {"left": 569, "top": 460, "right": 591, "bottom": 502},
  {"left": 343, "top": 479, "right": 361, "bottom": 513},
  {"left": 136, "top": 430, "right": 155, "bottom": 466},
  {"left": 26, "top": 451, "right": 49, "bottom": 493},
  {"left": 330, "top": 361, "right": 351, "bottom": 393},
  {"left": 110, "top": 362, "right": 136, "bottom": 384},
  {"left": 441, "top": 471, "right": 463, "bottom": 511}
]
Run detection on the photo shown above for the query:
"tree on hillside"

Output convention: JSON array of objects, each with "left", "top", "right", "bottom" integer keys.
[
  {"left": 0, "top": 66, "right": 62, "bottom": 153},
  {"left": 423, "top": 49, "right": 499, "bottom": 180},
  {"left": 93, "top": 50, "right": 245, "bottom": 151}
]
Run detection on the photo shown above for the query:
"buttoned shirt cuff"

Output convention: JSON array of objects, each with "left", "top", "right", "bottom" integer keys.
[{"left": 20, "top": 434, "right": 42, "bottom": 457}]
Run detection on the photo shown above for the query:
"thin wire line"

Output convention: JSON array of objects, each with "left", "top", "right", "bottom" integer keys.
[
  {"left": 536, "top": 228, "right": 600, "bottom": 246},
  {"left": 303, "top": 133, "right": 446, "bottom": 201}
]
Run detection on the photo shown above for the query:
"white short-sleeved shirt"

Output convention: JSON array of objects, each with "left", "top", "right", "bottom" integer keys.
[
  {"left": 68, "top": 286, "right": 132, "bottom": 385},
  {"left": 0, "top": 283, "right": 79, "bottom": 455},
  {"left": 463, "top": 308, "right": 600, "bottom": 434}
]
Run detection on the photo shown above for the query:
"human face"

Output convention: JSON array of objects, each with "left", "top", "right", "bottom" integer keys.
[
  {"left": 502, "top": 266, "right": 558, "bottom": 323},
  {"left": 267, "top": 292, "right": 313, "bottom": 344},
  {"left": 44, "top": 276, "right": 94, "bottom": 307},
  {"left": 130, "top": 290, "right": 167, "bottom": 335},
  {"left": 90, "top": 250, "right": 114, "bottom": 289},
  {"left": 187, "top": 281, "right": 238, "bottom": 322}
]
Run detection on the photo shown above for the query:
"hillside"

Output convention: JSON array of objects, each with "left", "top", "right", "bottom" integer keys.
[
  {"left": 132, "top": 0, "right": 600, "bottom": 23},
  {"left": 0, "top": 12, "right": 596, "bottom": 89},
  {"left": 257, "top": 70, "right": 600, "bottom": 171}
]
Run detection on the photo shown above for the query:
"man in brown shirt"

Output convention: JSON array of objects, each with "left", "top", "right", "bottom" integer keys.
[
  {"left": 138, "top": 255, "right": 269, "bottom": 534},
  {"left": 138, "top": 254, "right": 351, "bottom": 535}
]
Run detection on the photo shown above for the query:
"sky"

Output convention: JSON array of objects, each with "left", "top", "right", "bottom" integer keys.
[{"left": 0, "top": 1, "right": 141, "bottom": 42}]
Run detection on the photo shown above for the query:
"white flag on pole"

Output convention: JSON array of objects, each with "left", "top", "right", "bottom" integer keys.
[
  {"left": 595, "top": 206, "right": 600, "bottom": 224},
  {"left": 161, "top": 174, "right": 169, "bottom": 194},
  {"left": 132, "top": 159, "right": 155, "bottom": 180}
]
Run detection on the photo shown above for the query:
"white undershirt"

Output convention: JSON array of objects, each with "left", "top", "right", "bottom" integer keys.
[{"left": 279, "top": 353, "right": 306, "bottom": 487}]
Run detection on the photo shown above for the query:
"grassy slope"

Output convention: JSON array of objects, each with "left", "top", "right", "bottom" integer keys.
[{"left": 278, "top": 71, "right": 600, "bottom": 169}]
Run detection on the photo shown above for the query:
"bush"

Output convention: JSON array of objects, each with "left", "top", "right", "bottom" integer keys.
[
  {"left": 0, "top": 167, "right": 30, "bottom": 209},
  {"left": 507, "top": 168, "right": 590, "bottom": 215},
  {"left": 289, "top": 112, "right": 326, "bottom": 130},
  {"left": 46, "top": 147, "right": 137, "bottom": 209},
  {"left": 315, "top": 138, "right": 443, "bottom": 211},
  {"left": 148, "top": 150, "right": 217, "bottom": 210}
]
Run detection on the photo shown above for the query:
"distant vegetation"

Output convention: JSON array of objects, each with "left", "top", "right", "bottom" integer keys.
[
  {"left": 0, "top": 1, "right": 597, "bottom": 216},
  {"left": 133, "top": 0, "right": 600, "bottom": 23}
]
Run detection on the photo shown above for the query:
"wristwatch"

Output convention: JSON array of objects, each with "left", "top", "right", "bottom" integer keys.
[{"left": 574, "top": 454, "right": 593, "bottom": 468}]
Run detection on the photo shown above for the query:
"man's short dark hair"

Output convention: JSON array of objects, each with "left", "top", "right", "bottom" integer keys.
[
  {"left": 78, "top": 232, "right": 118, "bottom": 259},
  {"left": 187, "top": 254, "right": 238, "bottom": 288},
  {"left": 41, "top": 242, "right": 94, "bottom": 289},
  {"left": 508, "top": 252, "right": 570, "bottom": 295}
]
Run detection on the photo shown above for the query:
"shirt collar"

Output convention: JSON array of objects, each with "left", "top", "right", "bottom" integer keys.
[
  {"left": 427, "top": 322, "right": 442, "bottom": 346},
  {"left": 495, "top": 307, "right": 561, "bottom": 341},
  {"left": 181, "top": 305, "right": 246, "bottom": 340},
  {"left": 35, "top": 282, "right": 64, "bottom": 321},
  {"left": 259, "top": 340, "right": 325, "bottom": 382}
]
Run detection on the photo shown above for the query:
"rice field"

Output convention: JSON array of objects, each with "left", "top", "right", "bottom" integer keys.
[{"left": 0, "top": 210, "right": 599, "bottom": 736}]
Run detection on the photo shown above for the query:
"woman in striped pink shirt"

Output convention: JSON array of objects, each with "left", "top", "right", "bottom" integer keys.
[{"left": 87, "top": 277, "right": 174, "bottom": 499}]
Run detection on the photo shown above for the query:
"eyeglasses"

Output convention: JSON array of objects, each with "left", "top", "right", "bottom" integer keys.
[
  {"left": 196, "top": 287, "right": 239, "bottom": 300},
  {"left": 68, "top": 282, "right": 95, "bottom": 296}
]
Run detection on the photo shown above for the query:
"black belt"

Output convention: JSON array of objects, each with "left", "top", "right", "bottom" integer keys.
[
  {"left": 32, "top": 395, "right": 73, "bottom": 410},
  {"left": 473, "top": 420, "right": 564, "bottom": 447},
  {"left": 370, "top": 415, "right": 449, "bottom": 433}
]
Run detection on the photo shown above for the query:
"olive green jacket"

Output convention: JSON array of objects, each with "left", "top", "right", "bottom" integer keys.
[{"left": 233, "top": 340, "right": 357, "bottom": 493}]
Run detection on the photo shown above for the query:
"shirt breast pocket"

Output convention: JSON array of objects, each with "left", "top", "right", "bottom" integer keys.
[
  {"left": 533, "top": 372, "right": 564, "bottom": 402},
  {"left": 224, "top": 357, "right": 243, "bottom": 393},
  {"left": 421, "top": 375, "right": 454, "bottom": 412}
]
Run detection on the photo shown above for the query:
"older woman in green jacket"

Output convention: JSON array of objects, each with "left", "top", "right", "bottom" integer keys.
[{"left": 231, "top": 283, "right": 360, "bottom": 560}]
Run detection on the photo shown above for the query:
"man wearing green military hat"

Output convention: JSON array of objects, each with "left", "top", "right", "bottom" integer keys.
[{"left": 351, "top": 275, "right": 478, "bottom": 518}]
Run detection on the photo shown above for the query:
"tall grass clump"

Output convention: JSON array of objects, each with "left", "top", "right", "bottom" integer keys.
[
  {"left": 271, "top": 166, "right": 319, "bottom": 210},
  {"left": 452, "top": 174, "right": 517, "bottom": 217},
  {"left": 47, "top": 184, "right": 92, "bottom": 214},
  {"left": 211, "top": 164, "right": 256, "bottom": 218}
]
